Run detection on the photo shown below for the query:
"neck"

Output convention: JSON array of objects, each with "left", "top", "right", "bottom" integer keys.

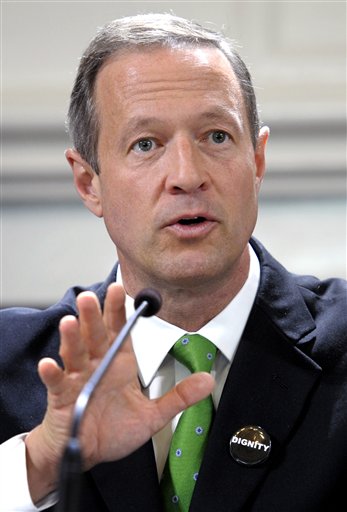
[{"left": 120, "top": 247, "right": 250, "bottom": 332}]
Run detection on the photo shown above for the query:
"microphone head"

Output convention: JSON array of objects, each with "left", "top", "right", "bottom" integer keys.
[{"left": 134, "top": 288, "right": 162, "bottom": 317}]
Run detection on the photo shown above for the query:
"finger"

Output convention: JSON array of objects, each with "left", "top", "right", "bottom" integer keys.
[
  {"left": 152, "top": 372, "right": 215, "bottom": 432},
  {"left": 38, "top": 357, "right": 64, "bottom": 392},
  {"left": 58, "top": 315, "right": 88, "bottom": 372},
  {"left": 103, "top": 283, "right": 127, "bottom": 345},
  {"left": 170, "top": 372, "right": 215, "bottom": 410},
  {"left": 39, "top": 350, "right": 91, "bottom": 408},
  {"left": 76, "top": 291, "right": 109, "bottom": 358}
]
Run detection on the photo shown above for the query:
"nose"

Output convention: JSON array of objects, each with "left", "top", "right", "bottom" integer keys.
[{"left": 165, "top": 136, "right": 208, "bottom": 194}]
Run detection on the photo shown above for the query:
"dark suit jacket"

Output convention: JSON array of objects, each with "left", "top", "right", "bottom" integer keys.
[{"left": 1, "top": 238, "right": 346, "bottom": 511}]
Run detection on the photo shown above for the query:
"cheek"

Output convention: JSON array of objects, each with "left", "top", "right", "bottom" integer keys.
[
  {"left": 235, "top": 155, "right": 259, "bottom": 200},
  {"left": 222, "top": 164, "right": 257, "bottom": 205},
  {"left": 100, "top": 181, "right": 149, "bottom": 242},
  {"left": 221, "top": 164, "right": 259, "bottom": 231}
]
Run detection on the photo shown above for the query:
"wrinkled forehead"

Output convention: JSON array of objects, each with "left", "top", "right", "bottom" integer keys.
[
  {"left": 94, "top": 45, "right": 245, "bottom": 116},
  {"left": 96, "top": 42, "right": 235, "bottom": 77}
]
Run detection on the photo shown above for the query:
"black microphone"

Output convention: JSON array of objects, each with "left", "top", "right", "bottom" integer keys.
[{"left": 56, "top": 288, "right": 162, "bottom": 512}]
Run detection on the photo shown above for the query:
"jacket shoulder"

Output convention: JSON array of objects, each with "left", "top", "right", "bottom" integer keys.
[
  {"left": 294, "top": 274, "right": 347, "bottom": 326},
  {"left": 0, "top": 270, "right": 117, "bottom": 441},
  {"left": 0, "top": 265, "right": 118, "bottom": 359}
]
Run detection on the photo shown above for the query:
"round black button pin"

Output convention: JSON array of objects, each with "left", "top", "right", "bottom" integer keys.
[{"left": 229, "top": 425, "right": 271, "bottom": 466}]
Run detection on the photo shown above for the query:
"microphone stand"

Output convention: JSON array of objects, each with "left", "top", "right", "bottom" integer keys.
[{"left": 56, "top": 289, "right": 161, "bottom": 512}]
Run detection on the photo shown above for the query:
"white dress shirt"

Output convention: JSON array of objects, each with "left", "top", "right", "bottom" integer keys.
[
  {"left": 0, "top": 245, "right": 260, "bottom": 511},
  {"left": 129, "top": 244, "right": 260, "bottom": 477}
]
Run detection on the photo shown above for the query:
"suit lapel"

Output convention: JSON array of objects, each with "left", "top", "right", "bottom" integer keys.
[
  {"left": 87, "top": 239, "right": 322, "bottom": 511},
  {"left": 191, "top": 239, "right": 322, "bottom": 511},
  {"left": 90, "top": 440, "right": 162, "bottom": 511},
  {"left": 191, "top": 304, "right": 321, "bottom": 511}
]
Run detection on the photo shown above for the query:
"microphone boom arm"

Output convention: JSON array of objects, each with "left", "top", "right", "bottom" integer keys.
[
  {"left": 71, "top": 299, "right": 149, "bottom": 439},
  {"left": 56, "top": 289, "right": 161, "bottom": 512}
]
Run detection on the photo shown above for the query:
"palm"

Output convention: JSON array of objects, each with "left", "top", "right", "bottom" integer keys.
[{"left": 38, "top": 283, "right": 214, "bottom": 472}]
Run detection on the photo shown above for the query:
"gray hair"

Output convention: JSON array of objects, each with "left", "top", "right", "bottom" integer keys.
[{"left": 67, "top": 13, "right": 260, "bottom": 174}]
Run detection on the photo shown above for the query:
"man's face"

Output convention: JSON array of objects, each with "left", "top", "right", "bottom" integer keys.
[{"left": 82, "top": 46, "right": 267, "bottom": 294}]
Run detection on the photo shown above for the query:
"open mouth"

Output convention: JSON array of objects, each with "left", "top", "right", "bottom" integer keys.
[
  {"left": 178, "top": 216, "right": 206, "bottom": 225},
  {"left": 167, "top": 214, "right": 216, "bottom": 238}
]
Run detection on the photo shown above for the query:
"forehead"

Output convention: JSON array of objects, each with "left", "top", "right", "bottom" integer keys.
[{"left": 95, "top": 46, "right": 244, "bottom": 122}]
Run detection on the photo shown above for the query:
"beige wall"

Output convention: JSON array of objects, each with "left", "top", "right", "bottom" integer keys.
[{"left": 2, "top": 1, "right": 346, "bottom": 306}]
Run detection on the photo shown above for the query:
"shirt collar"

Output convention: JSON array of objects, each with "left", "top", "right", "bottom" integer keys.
[{"left": 122, "top": 244, "right": 260, "bottom": 387}]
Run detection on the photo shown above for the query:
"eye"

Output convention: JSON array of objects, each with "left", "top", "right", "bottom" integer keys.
[
  {"left": 132, "top": 138, "right": 156, "bottom": 153},
  {"left": 209, "top": 130, "right": 230, "bottom": 144}
]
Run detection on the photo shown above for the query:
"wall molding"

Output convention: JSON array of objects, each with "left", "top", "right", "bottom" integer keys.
[{"left": 3, "top": 118, "right": 346, "bottom": 204}]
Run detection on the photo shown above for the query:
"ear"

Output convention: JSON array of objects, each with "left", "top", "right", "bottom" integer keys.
[
  {"left": 65, "top": 148, "right": 103, "bottom": 218},
  {"left": 254, "top": 126, "right": 270, "bottom": 193}
]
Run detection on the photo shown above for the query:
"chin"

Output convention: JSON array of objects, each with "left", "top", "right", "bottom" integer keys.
[{"left": 159, "top": 258, "right": 223, "bottom": 288}]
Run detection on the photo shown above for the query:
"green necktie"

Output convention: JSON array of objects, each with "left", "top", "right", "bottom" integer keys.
[{"left": 160, "top": 334, "right": 217, "bottom": 511}]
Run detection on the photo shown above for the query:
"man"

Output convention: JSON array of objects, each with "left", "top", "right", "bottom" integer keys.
[{"left": 0, "top": 13, "right": 346, "bottom": 512}]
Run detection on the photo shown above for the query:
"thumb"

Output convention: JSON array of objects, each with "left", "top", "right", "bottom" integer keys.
[{"left": 151, "top": 372, "right": 215, "bottom": 432}]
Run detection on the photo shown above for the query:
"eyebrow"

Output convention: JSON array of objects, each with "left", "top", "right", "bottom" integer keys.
[
  {"left": 119, "top": 105, "right": 243, "bottom": 148},
  {"left": 123, "top": 117, "right": 166, "bottom": 134},
  {"left": 117, "top": 117, "right": 167, "bottom": 150},
  {"left": 197, "top": 106, "right": 243, "bottom": 130}
]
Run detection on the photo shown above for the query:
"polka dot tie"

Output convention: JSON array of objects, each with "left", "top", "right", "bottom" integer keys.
[{"left": 160, "top": 334, "right": 217, "bottom": 511}]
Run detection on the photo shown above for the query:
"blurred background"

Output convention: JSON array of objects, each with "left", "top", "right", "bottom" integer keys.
[{"left": 2, "top": 0, "right": 346, "bottom": 307}]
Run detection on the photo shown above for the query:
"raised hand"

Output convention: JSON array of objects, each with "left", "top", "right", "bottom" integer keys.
[{"left": 24, "top": 283, "right": 214, "bottom": 503}]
